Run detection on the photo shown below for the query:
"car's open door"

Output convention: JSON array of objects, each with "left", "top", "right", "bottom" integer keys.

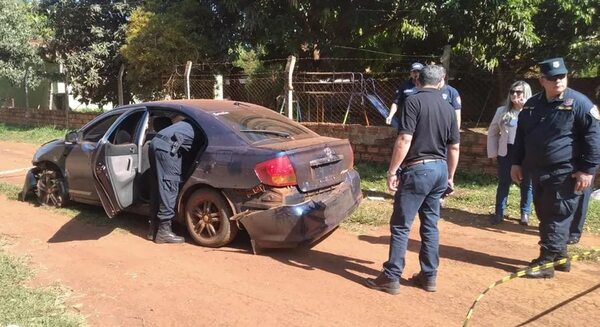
[{"left": 92, "top": 108, "right": 148, "bottom": 218}]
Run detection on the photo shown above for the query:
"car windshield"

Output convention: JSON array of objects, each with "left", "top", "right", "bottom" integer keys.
[{"left": 212, "top": 107, "right": 315, "bottom": 143}]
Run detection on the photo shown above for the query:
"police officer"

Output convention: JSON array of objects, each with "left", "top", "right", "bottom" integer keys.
[
  {"left": 148, "top": 117, "right": 195, "bottom": 244},
  {"left": 386, "top": 62, "right": 423, "bottom": 125},
  {"left": 366, "top": 65, "right": 460, "bottom": 294},
  {"left": 440, "top": 67, "right": 463, "bottom": 128},
  {"left": 511, "top": 57, "right": 600, "bottom": 278}
]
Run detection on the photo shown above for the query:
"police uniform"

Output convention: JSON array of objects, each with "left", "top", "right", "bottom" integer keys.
[
  {"left": 512, "top": 58, "right": 600, "bottom": 277},
  {"left": 440, "top": 84, "right": 462, "bottom": 111},
  {"left": 392, "top": 63, "right": 424, "bottom": 114},
  {"left": 148, "top": 119, "right": 195, "bottom": 243}
]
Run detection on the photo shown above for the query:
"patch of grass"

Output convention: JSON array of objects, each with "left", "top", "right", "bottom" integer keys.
[
  {"left": 568, "top": 246, "right": 600, "bottom": 263},
  {"left": 0, "top": 239, "right": 84, "bottom": 326},
  {"left": 0, "top": 123, "right": 68, "bottom": 144},
  {"left": 0, "top": 183, "right": 20, "bottom": 201}
]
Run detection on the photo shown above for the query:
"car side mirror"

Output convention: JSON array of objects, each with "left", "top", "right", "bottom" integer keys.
[{"left": 65, "top": 130, "right": 82, "bottom": 144}]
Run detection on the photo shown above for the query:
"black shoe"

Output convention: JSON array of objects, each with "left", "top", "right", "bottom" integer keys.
[
  {"left": 525, "top": 257, "right": 554, "bottom": 279},
  {"left": 411, "top": 272, "right": 437, "bottom": 292},
  {"left": 490, "top": 215, "right": 503, "bottom": 225},
  {"left": 554, "top": 253, "right": 571, "bottom": 272},
  {"left": 365, "top": 273, "right": 400, "bottom": 295},
  {"left": 567, "top": 237, "right": 580, "bottom": 245},
  {"left": 155, "top": 221, "right": 185, "bottom": 244}
]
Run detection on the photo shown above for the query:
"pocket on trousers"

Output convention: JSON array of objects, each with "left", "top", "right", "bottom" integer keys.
[{"left": 401, "top": 168, "right": 434, "bottom": 194}]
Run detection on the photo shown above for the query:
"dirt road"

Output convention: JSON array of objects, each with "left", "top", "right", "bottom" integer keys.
[{"left": 0, "top": 141, "right": 599, "bottom": 326}]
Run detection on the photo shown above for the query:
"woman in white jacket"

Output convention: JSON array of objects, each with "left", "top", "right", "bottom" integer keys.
[{"left": 487, "top": 81, "right": 533, "bottom": 225}]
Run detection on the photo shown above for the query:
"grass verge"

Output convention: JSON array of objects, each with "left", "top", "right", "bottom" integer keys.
[
  {"left": 0, "top": 238, "right": 84, "bottom": 326},
  {"left": 0, "top": 123, "right": 68, "bottom": 144}
]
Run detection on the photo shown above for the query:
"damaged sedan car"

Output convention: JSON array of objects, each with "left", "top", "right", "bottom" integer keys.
[{"left": 20, "top": 100, "right": 362, "bottom": 251}]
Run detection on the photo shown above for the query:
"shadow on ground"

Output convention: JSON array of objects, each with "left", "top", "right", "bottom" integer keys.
[
  {"left": 357, "top": 235, "right": 529, "bottom": 272},
  {"left": 440, "top": 207, "right": 539, "bottom": 236}
]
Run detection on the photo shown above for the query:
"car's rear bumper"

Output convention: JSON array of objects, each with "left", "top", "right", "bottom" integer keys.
[{"left": 239, "top": 169, "right": 362, "bottom": 249}]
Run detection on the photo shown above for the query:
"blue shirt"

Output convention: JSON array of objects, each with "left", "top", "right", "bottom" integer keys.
[
  {"left": 393, "top": 79, "right": 418, "bottom": 106},
  {"left": 512, "top": 88, "right": 600, "bottom": 174},
  {"left": 441, "top": 85, "right": 462, "bottom": 110}
]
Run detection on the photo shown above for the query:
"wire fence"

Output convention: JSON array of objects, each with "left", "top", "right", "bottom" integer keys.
[{"left": 162, "top": 58, "right": 600, "bottom": 127}]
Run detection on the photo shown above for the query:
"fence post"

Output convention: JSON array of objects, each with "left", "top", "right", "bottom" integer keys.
[
  {"left": 24, "top": 68, "right": 30, "bottom": 109},
  {"left": 284, "top": 55, "right": 296, "bottom": 119},
  {"left": 118, "top": 63, "right": 125, "bottom": 106},
  {"left": 214, "top": 74, "right": 223, "bottom": 100},
  {"left": 441, "top": 45, "right": 451, "bottom": 78},
  {"left": 185, "top": 61, "right": 193, "bottom": 99},
  {"left": 64, "top": 66, "right": 69, "bottom": 129}
]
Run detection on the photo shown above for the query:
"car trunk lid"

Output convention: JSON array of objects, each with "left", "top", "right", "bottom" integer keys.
[{"left": 255, "top": 137, "right": 353, "bottom": 192}]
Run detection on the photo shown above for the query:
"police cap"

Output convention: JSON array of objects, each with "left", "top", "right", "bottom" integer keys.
[
  {"left": 410, "top": 62, "right": 424, "bottom": 71},
  {"left": 539, "top": 57, "right": 568, "bottom": 76}
]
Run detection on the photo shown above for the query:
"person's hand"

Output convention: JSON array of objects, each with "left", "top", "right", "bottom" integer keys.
[
  {"left": 511, "top": 165, "right": 523, "bottom": 185},
  {"left": 387, "top": 174, "right": 399, "bottom": 192},
  {"left": 385, "top": 115, "right": 393, "bottom": 125},
  {"left": 572, "top": 171, "right": 593, "bottom": 193}
]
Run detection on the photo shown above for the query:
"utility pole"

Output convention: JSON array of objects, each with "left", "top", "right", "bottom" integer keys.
[
  {"left": 185, "top": 61, "right": 193, "bottom": 99},
  {"left": 284, "top": 55, "right": 296, "bottom": 119}
]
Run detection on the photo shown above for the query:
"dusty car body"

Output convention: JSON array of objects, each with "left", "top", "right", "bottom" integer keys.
[{"left": 20, "top": 100, "right": 362, "bottom": 251}]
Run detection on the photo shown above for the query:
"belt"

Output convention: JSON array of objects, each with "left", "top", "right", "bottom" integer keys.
[
  {"left": 401, "top": 159, "right": 444, "bottom": 168},
  {"left": 155, "top": 134, "right": 171, "bottom": 143}
]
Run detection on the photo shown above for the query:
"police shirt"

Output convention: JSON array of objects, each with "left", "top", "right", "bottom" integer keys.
[
  {"left": 153, "top": 120, "right": 195, "bottom": 155},
  {"left": 397, "top": 88, "right": 460, "bottom": 163},
  {"left": 393, "top": 79, "right": 418, "bottom": 106},
  {"left": 512, "top": 88, "right": 600, "bottom": 174},
  {"left": 441, "top": 84, "right": 462, "bottom": 111}
]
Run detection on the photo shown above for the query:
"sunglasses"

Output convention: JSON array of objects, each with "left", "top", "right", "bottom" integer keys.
[
  {"left": 543, "top": 74, "right": 567, "bottom": 81},
  {"left": 510, "top": 90, "right": 524, "bottom": 95}
]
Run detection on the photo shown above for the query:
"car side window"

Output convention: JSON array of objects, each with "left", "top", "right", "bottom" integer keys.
[
  {"left": 108, "top": 111, "right": 146, "bottom": 145},
  {"left": 82, "top": 114, "right": 120, "bottom": 142}
]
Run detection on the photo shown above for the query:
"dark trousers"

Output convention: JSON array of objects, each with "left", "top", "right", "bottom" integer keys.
[
  {"left": 570, "top": 184, "right": 593, "bottom": 239},
  {"left": 531, "top": 172, "right": 580, "bottom": 254},
  {"left": 149, "top": 142, "right": 182, "bottom": 222},
  {"left": 495, "top": 148, "right": 533, "bottom": 217},
  {"left": 383, "top": 160, "right": 448, "bottom": 280}
]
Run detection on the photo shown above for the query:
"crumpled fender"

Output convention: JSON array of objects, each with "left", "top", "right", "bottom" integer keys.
[{"left": 18, "top": 168, "right": 38, "bottom": 201}]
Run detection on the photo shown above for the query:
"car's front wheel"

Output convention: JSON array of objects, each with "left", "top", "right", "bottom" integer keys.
[
  {"left": 184, "top": 189, "right": 238, "bottom": 247},
  {"left": 36, "top": 168, "right": 69, "bottom": 208}
]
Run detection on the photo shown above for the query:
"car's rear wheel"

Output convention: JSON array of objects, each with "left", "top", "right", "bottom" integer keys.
[
  {"left": 185, "top": 189, "right": 238, "bottom": 247},
  {"left": 36, "top": 169, "right": 69, "bottom": 208}
]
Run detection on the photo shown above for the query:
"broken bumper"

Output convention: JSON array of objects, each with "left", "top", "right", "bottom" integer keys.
[
  {"left": 18, "top": 168, "right": 37, "bottom": 201},
  {"left": 240, "top": 170, "right": 362, "bottom": 249}
]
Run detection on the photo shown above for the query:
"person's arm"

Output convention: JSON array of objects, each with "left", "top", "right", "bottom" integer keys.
[
  {"left": 387, "top": 133, "right": 412, "bottom": 191},
  {"left": 386, "top": 103, "right": 398, "bottom": 125},
  {"left": 447, "top": 143, "right": 460, "bottom": 189},
  {"left": 510, "top": 110, "right": 527, "bottom": 184},
  {"left": 572, "top": 104, "right": 600, "bottom": 192},
  {"left": 486, "top": 107, "right": 502, "bottom": 159},
  {"left": 455, "top": 110, "right": 461, "bottom": 129}
]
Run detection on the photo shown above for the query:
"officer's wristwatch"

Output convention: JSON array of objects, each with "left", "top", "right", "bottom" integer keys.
[{"left": 387, "top": 170, "right": 397, "bottom": 177}]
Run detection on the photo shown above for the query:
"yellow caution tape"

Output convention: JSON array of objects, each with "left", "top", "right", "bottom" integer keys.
[{"left": 463, "top": 248, "right": 600, "bottom": 327}]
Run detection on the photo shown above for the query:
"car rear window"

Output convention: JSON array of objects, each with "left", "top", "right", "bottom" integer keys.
[{"left": 212, "top": 107, "right": 316, "bottom": 144}]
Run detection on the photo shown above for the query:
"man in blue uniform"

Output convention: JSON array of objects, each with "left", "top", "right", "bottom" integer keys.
[
  {"left": 440, "top": 67, "right": 463, "bottom": 128},
  {"left": 148, "top": 118, "right": 195, "bottom": 244},
  {"left": 511, "top": 57, "right": 600, "bottom": 278},
  {"left": 366, "top": 65, "right": 460, "bottom": 294},
  {"left": 386, "top": 62, "right": 423, "bottom": 125}
]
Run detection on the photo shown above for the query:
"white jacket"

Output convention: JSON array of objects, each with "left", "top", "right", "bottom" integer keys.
[{"left": 487, "top": 106, "right": 521, "bottom": 158}]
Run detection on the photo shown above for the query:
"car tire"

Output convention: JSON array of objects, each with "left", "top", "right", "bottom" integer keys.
[
  {"left": 36, "top": 168, "right": 69, "bottom": 208},
  {"left": 184, "top": 189, "right": 238, "bottom": 247}
]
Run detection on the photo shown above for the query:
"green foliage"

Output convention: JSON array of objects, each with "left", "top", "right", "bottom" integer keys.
[
  {"left": 40, "top": 0, "right": 133, "bottom": 105},
  {"left": 0, "top": 123, "right": 68, "bottom": 144},
  {"left": 0, "top": 0, "right": 45, "bottom": 88},
  {"left": 0, "top": 241, "right": 84, "bottom": 326}
]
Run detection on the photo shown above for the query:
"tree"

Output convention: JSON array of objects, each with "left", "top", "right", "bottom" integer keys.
[
  {"left": 0, "top": 0, "right": 44, "bottom": 88},
  {"left": 40, "top": 0, "right": 133, "bottom": 105}
]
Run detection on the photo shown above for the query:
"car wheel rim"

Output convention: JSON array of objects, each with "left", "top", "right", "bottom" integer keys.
[
  {"left": 36, "top": 171, "right": 64, "bottom": 207},
  {"left": 190, "top": 201, "right": 223, "bottom": 239}
]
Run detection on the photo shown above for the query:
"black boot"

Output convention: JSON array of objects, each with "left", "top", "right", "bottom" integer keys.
[
  {"left": 525, "top": 250, "right": 555, "bottom": 279},
  {"left": 146, "top": 218, "right": 158, "bottom": 241},
  {"left": 365, "top": 272, "right": 400, "bottom": 295},
  {"left": 554, "top": 250, "right": 571, "bottom": 272},
  {"left": 154, "top": 221, "right": 184, "bottom": 244}
]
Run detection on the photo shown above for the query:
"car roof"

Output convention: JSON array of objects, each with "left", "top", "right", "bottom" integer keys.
[{"left": 117, "top": 99, "right": 267, "bottom": 113}]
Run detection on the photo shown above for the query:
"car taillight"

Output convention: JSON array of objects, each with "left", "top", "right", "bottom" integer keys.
[{"left": 254, "top": 155, "right": 297, "bottom": 187}]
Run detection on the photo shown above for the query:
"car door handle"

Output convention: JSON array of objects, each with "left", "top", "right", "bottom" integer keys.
[{"left": 129, "top": 147, "right": 135, "bottom": 153}]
